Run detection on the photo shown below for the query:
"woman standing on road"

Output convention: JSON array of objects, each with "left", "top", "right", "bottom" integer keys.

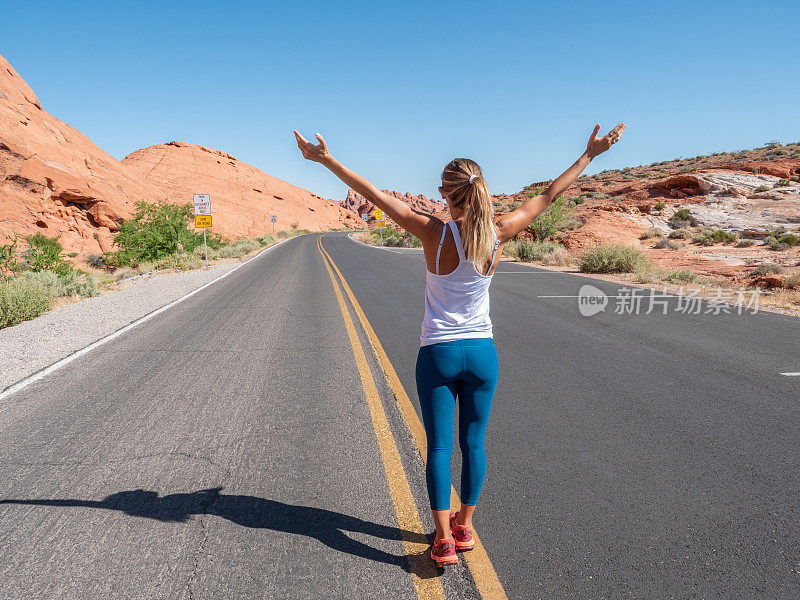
[{"left": 294, "top": 123, "right": 626, "bottom": 566}]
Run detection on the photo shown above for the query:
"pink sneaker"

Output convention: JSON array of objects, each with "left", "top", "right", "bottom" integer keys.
[
  {"left": 430, "top": 537, "right": 458, "bottom": 566},
  {"left": 449, "top": 512, "right": 475, "bottom": 551}
]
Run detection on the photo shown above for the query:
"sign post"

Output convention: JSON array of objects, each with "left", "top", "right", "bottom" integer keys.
[
  {"left": 270, "top": 214, "right": 277, "bottom": 235},
  {"left": 193, "top": 194, "right": 212, "bottom": 268},
  {"left": 374, "top": 209, "right": 384, "bottom": 247}
]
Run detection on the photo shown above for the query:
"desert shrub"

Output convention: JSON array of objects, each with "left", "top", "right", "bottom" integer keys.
[
  {"left": 276, "top": 229, "right": 310, "bottom": 239},
  {"left": 0, "top": 239, "right": 22, "bottom": 276},
  {"left": 751, "top": 263, "right": 783, "bottom": 276},
  {"left": 150, "top": 253, "right": 203, "bottom": 271},
  {"left": 192, "top": 245, "right": 220, "bottom": 260},
  {"left": 255, "top": 234, "right": 276, "bottom": 246},
  {"left": 754, "top": 185, "right": 770, "bottom": 193},
  {"left": 526, "top": 196, "right": 575, "bottom": 240},
  {"left": 736, "top": 239, "right": 756, "bottom": 247},
  {"left": 86, "top": 253, "right": 106, "bottom": 269},
  {"left": 694, "top": 229, "right": 737, "bottom": 245},
  {"left": 0, "top": 276, "right": 51, "bottom": 328},
  {"left": 670, "top": 208, "right": 691, "bottom": 223},
  {"left": 664, "top": 269, "right": 697, "bottom": 283},
  {"left": 654, "top": 201, "right": 666, "bottom": 211},
  {"left": 57, "top": 270, "right": 99, "bottom": 297},
  {"left": 669, "top": 228, "right": 692, "bottom": 239},
  {"left": 640, "top": 228, "right": 664, "bottom": 240},
  {"left": 578, "top": 244, "right": 651, "bottom": 274},
  {"left": 785, "top": 273, "right": 800, "bottom": 289},
  {"left": 541, "top": 246, "right": 574, "bottom": 266},
  {"left": 104, "top": 201, "right": 222, "bottom": 267},
  {"left": 774, "top": 179, "right": 791, "bottom": 187},
  {"left": 21, "top": 233, "right": 72, "bottom": 275},
  {"left": 765, "top": 234, "right": 793, "bottom": 250},
  {"left": 654, "top": 238, "right": 681, "bottom": 250},
  {"left": 504, "top": 239, "right": 558, "bottom": 262}
]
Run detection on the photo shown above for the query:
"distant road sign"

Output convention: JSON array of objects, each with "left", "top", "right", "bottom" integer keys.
[
  {"left": 195, "top": 215, "right": 212, "bottom": 228},
  {"left": 376, "top": 219, "right": 386, "bottom": 228},
  {"left": 374, "top": 209, "right": 383, "bottom": 220},
  {"left": 361, "top": 214, "right": 369, "bottom": 222},
  {"left": 193, "top": 194, "right": 211, "bottom": 216},
  {"left": 270, "top": 215, "right": 277, "bottom": 223}
]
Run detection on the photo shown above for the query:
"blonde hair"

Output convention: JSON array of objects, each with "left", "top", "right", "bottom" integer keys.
[{"left": 441, "top": 158, "right": 495, "bottom": 275}]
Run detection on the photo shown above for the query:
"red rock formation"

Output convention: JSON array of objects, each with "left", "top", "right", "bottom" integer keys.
[
  {"left": 0, "top": 53, "right": 164, "bottom": 254},
  {"left": 0, "top": 51, "right": 361, "bottom": 257},
  {"left": 340, "top": 189, "right": 443, "bottom": 222},
  {"left": 122, "top": 141, "right": 362, "bottom": 239}
]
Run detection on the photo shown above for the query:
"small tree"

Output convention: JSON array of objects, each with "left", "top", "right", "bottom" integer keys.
[{"left": 105, "top": 200, "right": 219, "bottom": 266}]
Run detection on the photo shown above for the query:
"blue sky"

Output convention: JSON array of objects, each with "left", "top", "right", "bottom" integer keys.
[{"left": 3, "top": 1, "right": 799, "bottom": 201}]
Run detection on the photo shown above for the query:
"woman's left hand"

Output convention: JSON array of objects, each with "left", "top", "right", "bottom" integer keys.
[
  {"left": 586, "top": 122, "right": 626, "bottom": 159},
  {"left": 293, "top": 130, "right": 331, "bottom": 164}
]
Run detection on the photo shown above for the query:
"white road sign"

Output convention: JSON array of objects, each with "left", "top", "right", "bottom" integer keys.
[
  {"left": 361, "top": 214, "right": 369, "bottom": 221},
  {"left": 193, "top": 194, "right": 211, "bottom": 216},
  {"left": 270, "top": 215, "right": 277, "bottom": 223}
]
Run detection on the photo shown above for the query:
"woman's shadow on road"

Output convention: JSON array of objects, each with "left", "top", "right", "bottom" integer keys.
[{"left": 0, "top": 487, "right": 437, "bottom": 577}]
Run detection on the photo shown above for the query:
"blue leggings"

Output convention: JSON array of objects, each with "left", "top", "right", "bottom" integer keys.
[{"left": 415, "top": 338, "right": 499, "bottom": 511}]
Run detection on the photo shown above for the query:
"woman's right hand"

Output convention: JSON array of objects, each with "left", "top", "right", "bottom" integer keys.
[{"left": 293, "top": 130, "right": 331, "bottom": 164}]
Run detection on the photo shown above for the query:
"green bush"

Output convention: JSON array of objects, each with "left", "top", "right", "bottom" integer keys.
[
  {"left": 504, "top": 239, "right": 558, "bottom": 262},
  {"left": 778, "top": 233, "right": 799, "bottom": 247},
  {"left": 653, "top": 201, "right": 666, "bottom": 211},
  {"left": 255, "top": 234, "right": 276, "bottom": 246},
  {"left": 22, "top": 233, "right": 72, "bottom": 275},
  {"left": 86, "top": 253, "right": 106, "bottom": 269},
  {"left": 774, "top": 179, "right": 791, "bottom": 187},
  {"left": 0, "top": 277, "right": 51, "bottom": 328},
  {"left": 751, "top": 263, "right": 783, "bottom": 276},
  {"left": 149, "top": 253, "right": 203, "bottom": 271},
  {"left": 654, "top": 238, "right": 681, "bottom": 250},
  {"left": 669, "top": 228, "right": 692, "bottom": 239},
  {"left": 18, "top": 270, "right": 99, "bottom": 298},
  {"left": 526, "top": 196, "right": 575, "bottom": 240},
  {"left": 737, "top": 239, "right": 757, "bottom": 247},
  {"left": 669, "top": 208, "right": 692, "bottom": 225},
  {"left": 785, "top": 273, "right": 800, "bottom": 289},
  {"left": 0, "top": 239, "right": 22, "bottom": 276},
  {"left": 578, "top": 244, "right": 651, "bottom": 273},
  {"left": 104, "top": 200, "right": 223, "bottom": 267},
  {"left": 694, "top": 229, "right": 737, "bottom": 245},
  {"left": 754, "top": 185, "right": 770, "bottom": 193},
  {"left": 369, "top": 227, "right": 421, "bottom": 248},
  {"left": 664, "top": 269, "right": 697, "bottom": 283},
  {"left": 639, "top": 228, "right": 664, "bottom": 240}
]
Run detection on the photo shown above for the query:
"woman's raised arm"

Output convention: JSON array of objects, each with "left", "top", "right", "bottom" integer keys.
[
  {"left": 495, "top": 123, "right": 626, "bottom": 243},
  {"left": 293, "top": 131, "right": 440, "bottom": 242}
]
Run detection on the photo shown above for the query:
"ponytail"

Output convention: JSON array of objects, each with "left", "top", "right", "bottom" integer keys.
[{"left": 441, "top": 159, "right": 495, "bottom": 275}]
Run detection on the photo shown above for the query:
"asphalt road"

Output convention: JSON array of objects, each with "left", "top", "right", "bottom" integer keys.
[{"left": 1, "top": 232, "right": 798, "bottom": 599}]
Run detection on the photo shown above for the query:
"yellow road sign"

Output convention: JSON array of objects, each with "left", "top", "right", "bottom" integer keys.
[
  {"left": 195, "top": 215, "right": 212, "bottom": 228},
  {"left": 374, "top": 209, "right": 383, "bottom": 220},
  {"left": 377, "top": 219, "right": 386, "bottom": 228}
]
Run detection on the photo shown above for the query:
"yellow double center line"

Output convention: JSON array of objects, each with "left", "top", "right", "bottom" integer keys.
[{"left": 317, "top": 234, "right": 508, "bottom": 600}]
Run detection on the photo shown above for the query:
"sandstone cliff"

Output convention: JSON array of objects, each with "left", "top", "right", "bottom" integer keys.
[
  {"left": 122, "top": 141, "right": 362, "bottom": 239},
  {"left": 0, "top": 54, "right": 164, "bottom": 254}
]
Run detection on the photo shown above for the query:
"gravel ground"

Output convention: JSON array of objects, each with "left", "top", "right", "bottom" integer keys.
[{"left": 0, "top": 261, "right": 245, "bottom": 391}]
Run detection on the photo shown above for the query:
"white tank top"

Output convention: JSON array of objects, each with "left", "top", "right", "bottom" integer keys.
[{"left": 419, "top": 220, "right": 500, "bottom": 347}]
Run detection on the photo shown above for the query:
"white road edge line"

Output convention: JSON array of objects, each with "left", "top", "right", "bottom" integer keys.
[
  {"left": 779, "top": 372, "right": 800, "bottom": 376},
  {"left": 0, "top": 236, "right": 297, "bottom": 403}
]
